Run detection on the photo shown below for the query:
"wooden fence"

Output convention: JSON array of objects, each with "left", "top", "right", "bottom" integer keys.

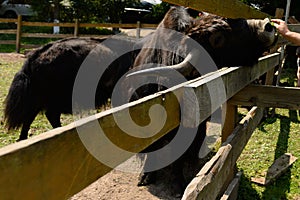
[
  {"left": 3, "top": 52, "right": 300, "bottom": 200},
  {"left": 0, "top": 0, "right": 300, "bottom": 199},
  {"left": 0, "top": 16, "right": 158, "bottom": 52}
]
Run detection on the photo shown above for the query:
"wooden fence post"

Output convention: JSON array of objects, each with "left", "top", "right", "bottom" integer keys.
[
  {"left": 16, "top": 15, "right": 22, "bottom": 53},
  {"left": 74, "top": 19, "right": 79, "bottom": 37},
  {"left": 222, "top": 103, "right": 237, "bottom": 143},
  {"left": 136, "top": 21, "right": 141, "bottom": 39}
]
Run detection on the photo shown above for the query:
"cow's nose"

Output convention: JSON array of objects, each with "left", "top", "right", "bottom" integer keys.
[{"left": 264, "top": 23, "right": 274, "bottom": 32}]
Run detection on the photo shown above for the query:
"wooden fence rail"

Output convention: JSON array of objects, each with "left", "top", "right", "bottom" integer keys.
[
  {"left": 0, "top": 52, "right": 282, "bottom": 200},
  {"left": 0, "top": 0, "right": 298, "bottom": 198},
  {"left": 0, "top": 16, "right": 158, "bottom": 52}
]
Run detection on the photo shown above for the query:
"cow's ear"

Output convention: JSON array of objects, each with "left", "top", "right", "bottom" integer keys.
[{"left": 209, "top": 32, "right": 226, "bottom": 48}]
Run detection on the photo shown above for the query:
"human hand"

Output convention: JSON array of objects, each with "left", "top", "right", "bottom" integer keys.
[{"left": 271, "top": 19, "right": 290, "bottom": 36}]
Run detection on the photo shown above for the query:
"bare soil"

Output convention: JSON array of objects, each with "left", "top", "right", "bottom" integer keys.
[
  {"left": 0, "top": 53, "right": 26, "bottom": 62},
  {"left": 70, "top": 163, "right": 183, "bottom": 200},
  {"left": 70, "top": 120, "right": 221, "bottom": 200}
]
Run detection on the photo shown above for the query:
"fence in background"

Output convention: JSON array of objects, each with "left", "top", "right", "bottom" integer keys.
[{"left": 0, "top": 16, "right": 158, "bottom": 52}]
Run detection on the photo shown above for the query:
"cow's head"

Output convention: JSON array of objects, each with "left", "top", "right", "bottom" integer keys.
[
  {"left": 129, "top": 7, "right": 277, "bottom": 78},
  {"left": 188, "top": 16, "right": 277, "bottom": 66}
]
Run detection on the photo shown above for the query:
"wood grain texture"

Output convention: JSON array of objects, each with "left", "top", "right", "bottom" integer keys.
[
  {"left": 182, "top": 53, "right": 280, "bottom": 128},
  {"left": 183, "top": 107, "right": 264, "bottom": 200},
  {"left": 0, "top": 91, "right": 181, "bottom": 200},
  {"left": 230, "top": 85, "right": 300, "bottom": 110}
]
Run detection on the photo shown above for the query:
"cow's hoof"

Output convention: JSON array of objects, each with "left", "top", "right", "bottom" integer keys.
[
  {"left": 137, "top": 172, "right": 156, "bottom": 186},
  {"left": 16, "top": 137, "right": 27, "bottom": 142}
]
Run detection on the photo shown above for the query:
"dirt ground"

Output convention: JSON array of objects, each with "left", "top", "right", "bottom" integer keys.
[
  {"left": 70, "top": 122, "right": 220, "bottom": 200},
  {"left": 70, "top": 159, "right": 184, "bottom": 200},
  {"left": 0, "top": 53, "right": 221, "bottom": 200},
  {"left": 0, "top": 52, "right": 26, "bottom": 62}
]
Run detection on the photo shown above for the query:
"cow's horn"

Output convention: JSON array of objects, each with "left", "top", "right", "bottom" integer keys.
[{"left": 126, "top": 49, "right": 199, "bottom": 78}]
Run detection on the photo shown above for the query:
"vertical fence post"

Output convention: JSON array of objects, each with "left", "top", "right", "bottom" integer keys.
[
  {"left": 136, "top": 21, "right": 141, "bottom": 39},
  {"left": 222, "top": 103, "right": 237, "bottom": 143},
  {"left": 275, "top": 8, "right": 284, "bottom": 19},
  {"left": 74, "top": 19, "right": 79, "bottom": 37},
  {"left": 16, "top": 15, "right": 22, "bottom": 53}
]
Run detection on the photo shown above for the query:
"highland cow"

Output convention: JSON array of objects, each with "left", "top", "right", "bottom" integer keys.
[{"left": 126, "top": 6, "right": 277, "bottom": 196}]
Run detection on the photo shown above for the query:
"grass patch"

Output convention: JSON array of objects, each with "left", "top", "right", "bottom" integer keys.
[
  {"left": 237, "top": 109, "right": 300, "bottom": 200},
  {"left": 0, "top": 58, "right": 24, "bottom": 146}
]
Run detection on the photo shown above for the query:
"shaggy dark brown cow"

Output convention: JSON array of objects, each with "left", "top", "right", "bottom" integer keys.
[
  {"left": 126, "top": 6, "right": 277, "bottom": 196},
  {"left": 4, "top": 37, "right": 140, "bottom": 141}
]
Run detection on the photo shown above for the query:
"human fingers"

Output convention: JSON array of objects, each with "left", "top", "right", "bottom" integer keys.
[{"left": 271, "top": 18, "right": 284, "bottom": 25}]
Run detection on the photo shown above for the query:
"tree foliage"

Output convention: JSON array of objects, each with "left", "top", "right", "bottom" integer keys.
[
  {"left": 240, "top": 0, "right": 300, "bottom": 20},
  {"left": 30, "top": 0, "right": 139, "bottom": 22}
]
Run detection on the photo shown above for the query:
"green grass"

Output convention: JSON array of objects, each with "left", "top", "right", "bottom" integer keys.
[
  {"left": 237, "top": 109, "right": 300, "bottom": 200},
  {"left": 0, "top": 59, "right": 23, "bottom": 145}
]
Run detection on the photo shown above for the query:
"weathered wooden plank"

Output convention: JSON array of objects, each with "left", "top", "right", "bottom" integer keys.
[
  {"left": 163, "top": 0, "right": 269, "bottom": 19},
  {"left": 288, "top": 24, "right": 300, "bottom": 33},
  {"left": 182, "top": 53, "right": 280, "bottom": 128},
  {"left": 140, "top": 23, "right": 158, "bottom": 28},
  {"left": 22, "top": 21, "right": 75, "bottom": 27},
  {"left": 0, "top": 90, "right": 181, "bottom": 200},
  {"left": 229, "top": 85, "right": 300, "bottom": 110},
  {"left": 21, "top": 33, "right": 73, "bottom": 38},
  {"left": 16, "top": 15, "right": 22, "bottom": 53},
  {"left": 288, "top": 16, "right": 300, "bottom": 24},
  {"left": 275, "top": 8, "right": 284, "bottom": 19},
  {"left": 221, "top": 104, "right": 237, "bottom": 143},
  {"left": 251, "top": 153, "right": 297, "bottom": 185},
  {"left": 0, "top": 18, "right": 17, "bottom": 23},
  {"left": 0, "top": 40, "right": 16, "bottom": 45},
  {"left": 74, "top": 19, "right": 79, "bottom": 37},
  {"left": 0, "top": 29, "right": 17, "bottom": 34},
  {"left": 80, "top": 22, "right": 157, "bottom": 29},
  {"left": 79, "top": 23, "right": 136, "bottom": 28},
  {"left": 220, "top": 171, "right": 243, "bottom": 200},
  {"left": 182, "top": 107, "right": 264, "bottom": 200},
  {"left": 76, "top": 34, "right": 112, "bottom": 38}
]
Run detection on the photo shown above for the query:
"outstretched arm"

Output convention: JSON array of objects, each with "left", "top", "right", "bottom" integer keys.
[{"left": 272, "top": 19, "right": 300, "bottom": 46}]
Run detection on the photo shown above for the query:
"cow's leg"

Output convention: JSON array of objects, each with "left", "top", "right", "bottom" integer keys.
[
  {"left": 18, "top": 109, "right": 39, "bottom": 141},
  {"left": 45, "top": 110, "right": 62, "bottom": 128},
  {"left": 170, "top": 123, "right": 207, "bottom": 197},
  {"left": 138, "top": 128, "right": 178, "bottom": 186},
  {"left": 138, "top": 146, "right": 159, "bottom": 186},
  {"left": 171, "top": 160, "right": 186, "bottom": 197},
  {"left": 138, "top": 171, "right": 157, "bottom": 186}
]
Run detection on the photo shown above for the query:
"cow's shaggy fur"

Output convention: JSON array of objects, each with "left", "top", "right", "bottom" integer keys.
[
  {"left": 4, "top": 37, "right": 139, "bottom": 140},
  {"left": 128, "top": 6, "right": 277, "bottom": 196}
]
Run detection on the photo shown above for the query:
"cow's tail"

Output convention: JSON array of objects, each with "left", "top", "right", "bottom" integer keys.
[{"left": 4, "top": 68, "right": 32, "bottom": 130}]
